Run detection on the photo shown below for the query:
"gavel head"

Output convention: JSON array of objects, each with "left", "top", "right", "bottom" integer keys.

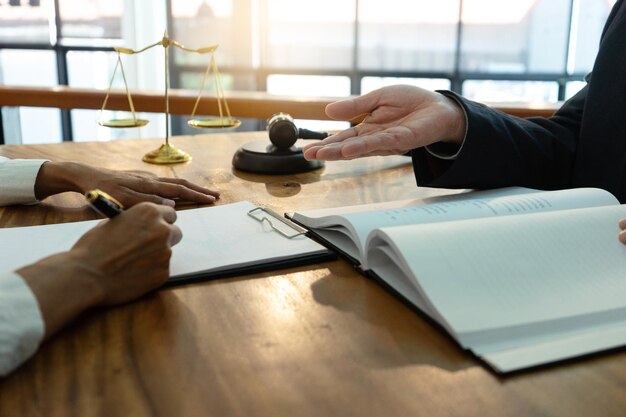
[{"left": 267, "top": 112, "right": 299, "bottom": 149}]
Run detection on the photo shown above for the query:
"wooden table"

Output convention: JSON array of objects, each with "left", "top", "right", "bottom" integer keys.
[{"left": 1, "top": 133, "right": 625, "bottom": 417}]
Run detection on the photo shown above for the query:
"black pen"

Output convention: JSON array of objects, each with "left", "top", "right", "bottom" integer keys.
[{"left": 85, "top": 189, "right": 124, "bottom": 218}]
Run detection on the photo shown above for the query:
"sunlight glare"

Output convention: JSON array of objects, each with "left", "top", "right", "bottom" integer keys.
[{"left": 462, "top": 0, "right": 536, "bottom": 24}]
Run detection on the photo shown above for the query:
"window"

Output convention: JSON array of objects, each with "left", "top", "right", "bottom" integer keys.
[
  {"left": 0, "top": 0, "right": 616, "bottom": 144},
  {"left": 266, "top": 74, "right": 351, "bottom": 131},
  {"left": 0, "top": 49, "right": 61, "bottom": 144},
  {"left": 170, "top": 0, "right": 250, "bottom": 68},
  {"left": 0, "top": 0, "right": 51, "bottom": 44},
  {"left": 361, "top": 77, "right": 451, "bottom": 94},
  {"left": 58, "top": 0, "right": 124, "bottom": 40},
  {"left": 260, "top": 0, "right": 356, "bottom": 70},
  {"left": 565, "top": 80, "right": 586, "bottom": 100},
  {"left": 358, "top": 0, "right": 459, "bottom": 72},
  {"left": 567, "top": 0, "right": 616, "bottom": 74},
  {"left": 0, "top": 49, "right": 56, "bottom": 86},
  {"left": 460, "top": 0, "right": 570, "bottom": 74},
  {"left": 463, "top": 80, "right": 559, "bottom": 102}
]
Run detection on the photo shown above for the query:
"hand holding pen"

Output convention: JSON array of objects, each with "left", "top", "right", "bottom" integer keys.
[{"left": 18, "top": 192, "right": 182, "bottom": 349}]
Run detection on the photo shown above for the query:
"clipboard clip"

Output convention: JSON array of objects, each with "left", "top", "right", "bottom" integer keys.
[{"left": 247, "top": 207, "right": 307, "bottom": 239}]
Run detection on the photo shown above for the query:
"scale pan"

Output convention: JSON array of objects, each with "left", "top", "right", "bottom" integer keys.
[
  {"left": 98, "top": 119, "right": 150, "bottom": 128},
  {"left": 187, "top": 118, "right": 242, "bottom": 129}
]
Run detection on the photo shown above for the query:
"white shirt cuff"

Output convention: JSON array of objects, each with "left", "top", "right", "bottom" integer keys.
[
  {"left": 0, "top": 271, "right": 45, "bottom": 376},
  {"left": 0, "top": 158, "right": 48, "bottom": 206}
]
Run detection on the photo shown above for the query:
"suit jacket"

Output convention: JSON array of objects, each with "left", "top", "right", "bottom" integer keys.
[{"left": 412, "top": 0, "right": 626, "bottom": 202}]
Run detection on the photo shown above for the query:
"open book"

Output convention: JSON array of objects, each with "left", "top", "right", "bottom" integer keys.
[
  {"left": 288, "top": 187, "right": 626, "bottom": 373},
  {"left": 0, "top": 201, "right": 331, "bottom": 284}
]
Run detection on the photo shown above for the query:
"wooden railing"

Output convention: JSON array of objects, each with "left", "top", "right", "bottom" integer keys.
[{"left": 0, "top": 85, "right": 560, "bottom": 122}]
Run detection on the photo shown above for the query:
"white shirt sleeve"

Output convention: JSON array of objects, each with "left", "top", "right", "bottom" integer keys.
[
  {"left": 0, "top": 156, "right": 48, "bottom": 206},
  {"left": 0, "top": 271, "right": 45, "bottom": 376}
]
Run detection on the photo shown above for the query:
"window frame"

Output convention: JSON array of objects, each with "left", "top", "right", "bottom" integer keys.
[{"left": 0, "top": 0, "right": 596, "bottom": 143}]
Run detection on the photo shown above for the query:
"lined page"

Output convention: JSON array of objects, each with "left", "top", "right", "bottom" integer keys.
[
  {"left": 367, "top": 204, "right": 626, "bottom": 347},
  {"left": 319, "top": 187, "right": 615, "bottom": 265},
  {"left": 481, "top": 318, "right": 626, "bottom": 373}
]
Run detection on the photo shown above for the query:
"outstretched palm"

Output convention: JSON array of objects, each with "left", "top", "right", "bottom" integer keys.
[{"left": 303, "top": 85, "right": 465, "bottom": 161}]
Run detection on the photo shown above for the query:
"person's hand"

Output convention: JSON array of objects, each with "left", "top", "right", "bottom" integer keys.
[
  {"left": 17, "top": 203, "right": 182, "bottom": 338},
  {"left": 69, "top": 203, "right": 182, "bottom": 305},
  {"left": 303, "top": 85, "right": 466, "bottom": 161},
  {"left": 620, "top": 218, "right": 626, "bottom": 244},
  {"left": 34, "top": 161, "right": 220, "bottom": 207}
]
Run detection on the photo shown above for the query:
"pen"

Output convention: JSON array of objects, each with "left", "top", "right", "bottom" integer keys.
[{"left": 85, "top": 189, "right": 124, "bottom": 218}]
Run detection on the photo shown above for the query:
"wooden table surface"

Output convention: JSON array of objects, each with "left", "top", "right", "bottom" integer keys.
[{"left": 1, "top": 132, "right": 625, "bottom": 417}]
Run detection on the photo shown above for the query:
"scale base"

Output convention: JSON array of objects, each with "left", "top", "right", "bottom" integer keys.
[
  {"left": 143, "top": 143, "right": 191, "bottom": 164},
  {"left": 232, "top": 140, "right": 323, "bottom": 174}
]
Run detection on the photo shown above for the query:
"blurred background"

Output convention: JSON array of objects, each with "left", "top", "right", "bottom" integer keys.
[{"left": 0, "top": 0, "right": 616, "bottom": 144}]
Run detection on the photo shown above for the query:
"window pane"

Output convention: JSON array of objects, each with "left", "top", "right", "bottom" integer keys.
[
  {"left": 58, "top": 0, "right": 123, "bottom": 39},
  {"left": 1, "top": 108, "right": 20, "bottom": 144},
  {"left": 267, "top": 74, "right": 350, "bottom": 97},
  {"left": 72, "top": 109, "right": 165, "bottom": 142},
  {"left": 0, "top": 49, "right": 58, "bottom": 144},
  {"left": 68, "top": 48, "right": 164, "bottom": 96},
  {"left": 14, "top": 107, "right": 62, "bottom": 144},
  {"left": 0, "top": 49, "right": 57, "bottom": 85},
  {"left": 565, "top": 80, "right": 586, "bottom": 100},
  {"left": 361, "top": 77, "right": 451, "bottom": 94},
  {"left": 358, "top": 0, "right": 459, "bottom": 72},
  {"left": 180, "top": 70, "right": 236, "bottom": 92},
  {"left": 260, "top": 0, "right": 356, "bottom": 70},
  {"left": 67, "top": 50, "right": 118, "bottom": 88},
  {"left": 293, "top": 118, "right": 349, "bottom": 134},
  {"left": 171, "top": 0, "right": 251, "bottom": 68},
  {"left": 463, "top": 80, "right": 559, "bottom": 102},
  {"left": 182, "top": 70, "right": 256, "bottom": 91},
  {"left": 0, "top": 0, "right": 52, "bottom": 44},
  {"left": 267, "top": 74, "right": 350, "bottom": 131},
  {"left": 460, "top": 0, "right": 570, "bottom": 73},
  {"left": 568, "top": 0, "right": 614, "bottom": 74}
]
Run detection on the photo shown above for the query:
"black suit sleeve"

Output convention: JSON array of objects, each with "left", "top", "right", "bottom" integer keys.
[{"left": 411, "top": 86, "right": 587, "bottom": 191}]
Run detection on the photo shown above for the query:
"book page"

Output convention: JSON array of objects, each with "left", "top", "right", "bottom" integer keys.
[
  {"left": 293, "top": 187, "right": 618, "bottom": 265},
  {"left": 0, "top": 201, "right": 328, "bottom": 281},
  {"left": 480, "top": 318, "right": 626, "bottom": 373},
  {"left": 366, "top": 204, "right": 626, "bottom": 352}
]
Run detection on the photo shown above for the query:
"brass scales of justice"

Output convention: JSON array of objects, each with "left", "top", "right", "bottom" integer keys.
[{"left": 98, "top": 32, "right": 241, "bottom": 164}]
